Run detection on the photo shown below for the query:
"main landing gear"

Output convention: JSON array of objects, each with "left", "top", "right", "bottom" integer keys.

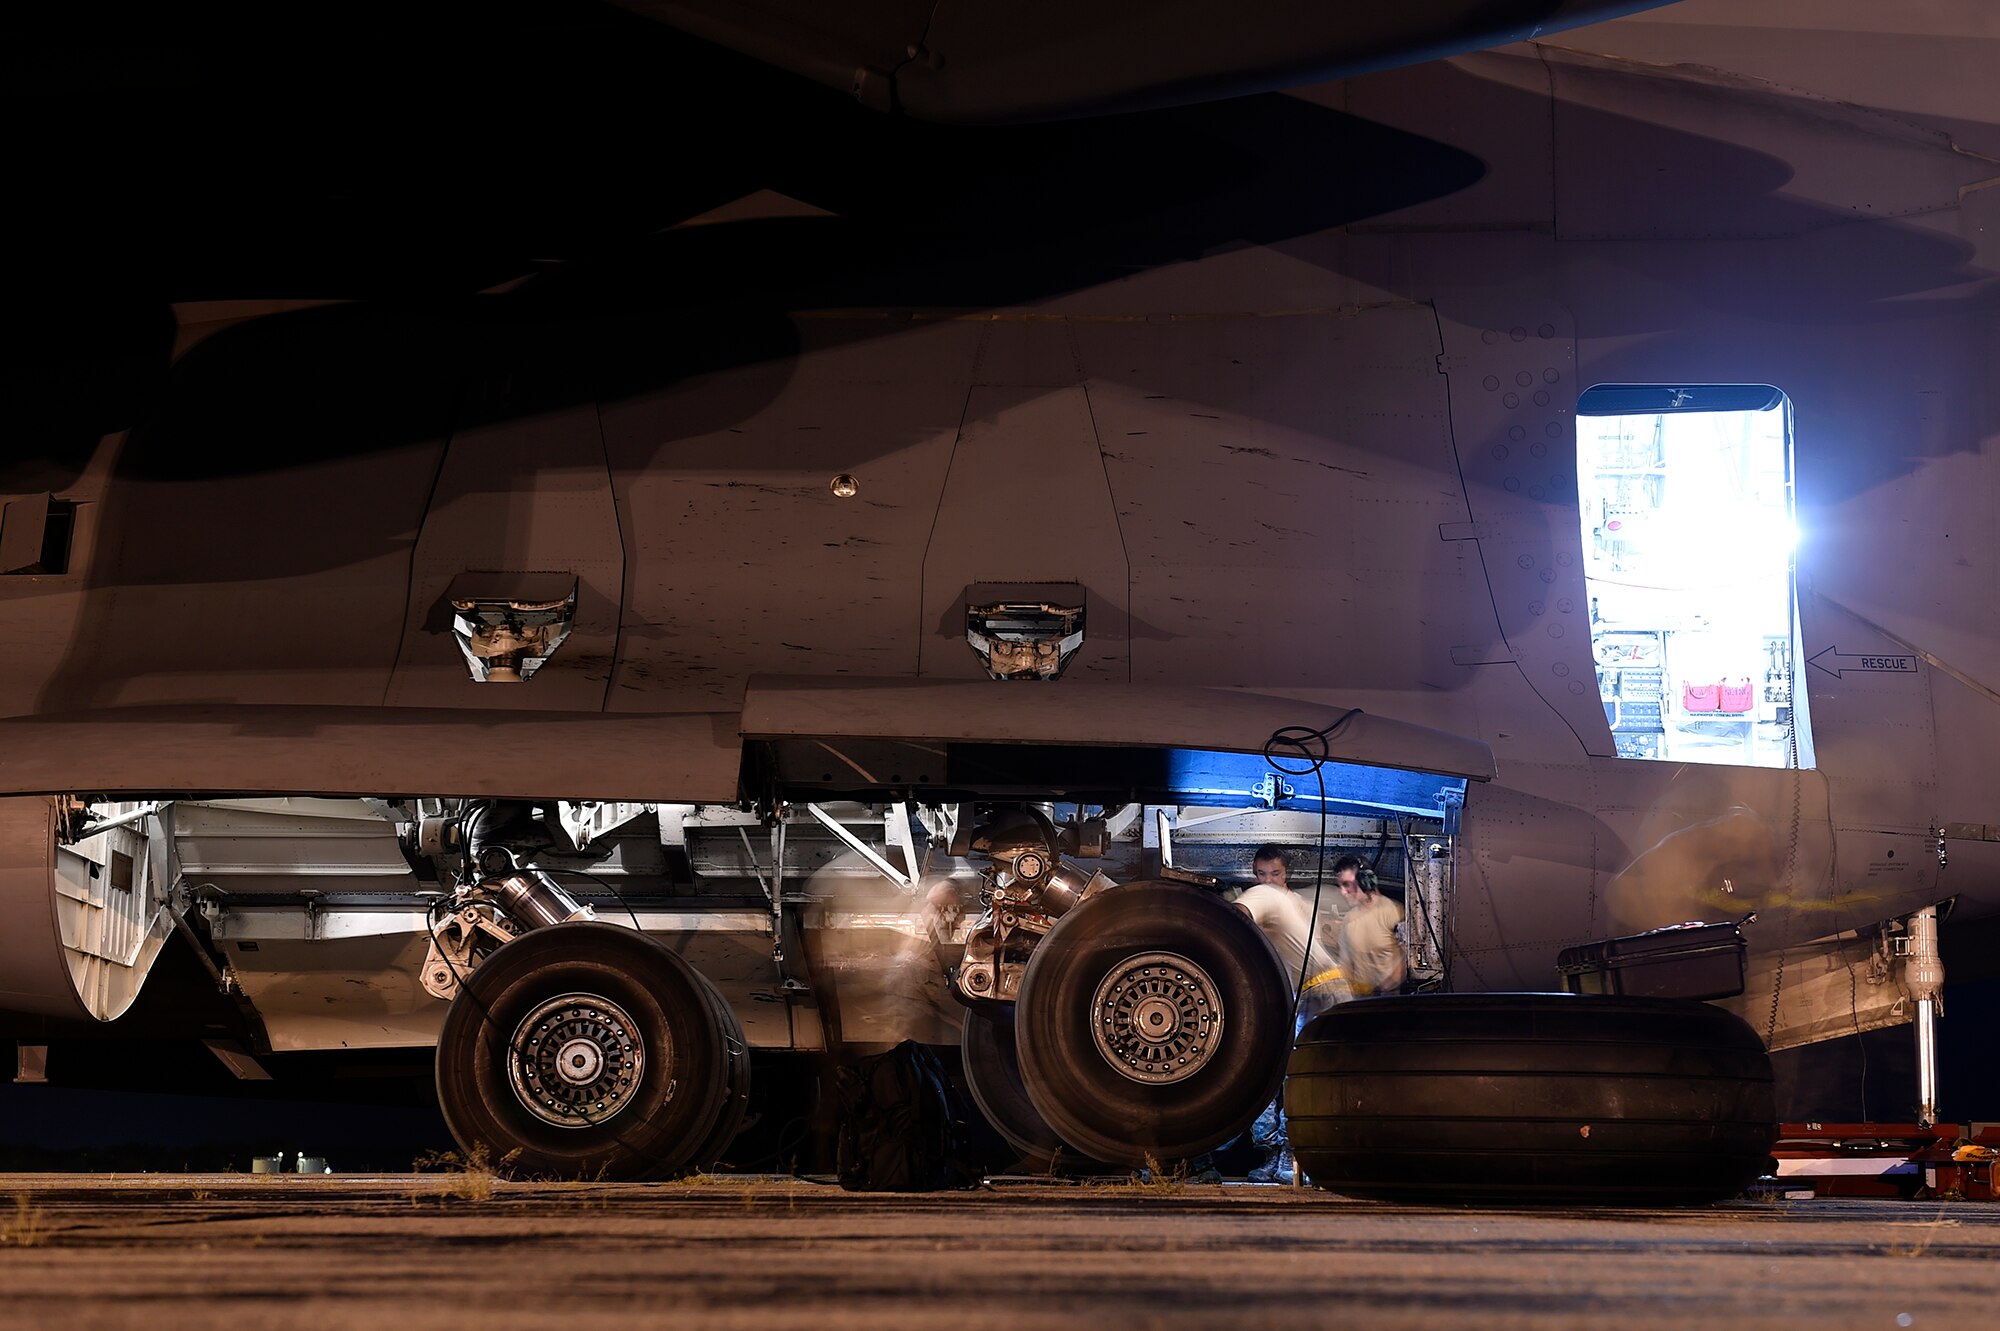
[
  {"left": 1009, "top": 881, "right": 1292, "bottom": 1167},
  {"left": 427, "top": 801, "right": 1775, "bottom": 1200},
  {"left": 947, "top": 806, "right": 1290, "bottom": 1170},
  {"left": 435, "top": 923, "right": 750, "bottom": 1181}
]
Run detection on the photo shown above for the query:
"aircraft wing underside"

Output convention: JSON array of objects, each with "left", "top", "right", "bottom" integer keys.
[{"left": 610, "top": 0, "right": 1677, "bottom": 123}]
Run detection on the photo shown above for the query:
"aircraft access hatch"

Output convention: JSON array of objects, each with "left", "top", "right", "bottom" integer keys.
[{"left": 1575, "top": 385, "right": 1815, "bottom": 770}]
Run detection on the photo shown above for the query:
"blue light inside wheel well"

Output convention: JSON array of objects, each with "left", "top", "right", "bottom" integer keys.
[{"left": 1160, "top": 748, "right": 1466, "bottom": 818}]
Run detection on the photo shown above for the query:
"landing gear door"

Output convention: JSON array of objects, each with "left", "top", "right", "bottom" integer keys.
[
  {"left": 739, "top": 676, "right": 1496, "bottom": 789},
  {"left": 0, "top": 797, "right": 180, "bottom": 1022}
]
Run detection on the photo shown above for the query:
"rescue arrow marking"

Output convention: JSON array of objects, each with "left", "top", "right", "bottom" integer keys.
[{"left": 1806, "top": 648, "right": 1918, "bottom": 680}]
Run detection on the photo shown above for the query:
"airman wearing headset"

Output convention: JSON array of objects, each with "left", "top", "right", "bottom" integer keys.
[{"left": 1332, "top": 853, "right": 1406, "bottom": 996}]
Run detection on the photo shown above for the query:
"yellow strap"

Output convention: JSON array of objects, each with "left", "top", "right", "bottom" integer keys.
[{"left": 1301, "top": 967, "right": 1344, "bottom": 991}]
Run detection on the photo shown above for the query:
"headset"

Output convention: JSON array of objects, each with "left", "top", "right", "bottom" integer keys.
[{"left": 1328, "top": 853, "right": 1376, "bottom": 895}]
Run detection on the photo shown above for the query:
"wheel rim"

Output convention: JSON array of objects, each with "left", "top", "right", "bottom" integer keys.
[
  {"left": 1089, "top": 951, "right": 1223, "bottom": 1084},
  {"left": 507, "top": 992, "right": 654, "bottom": 1128}
]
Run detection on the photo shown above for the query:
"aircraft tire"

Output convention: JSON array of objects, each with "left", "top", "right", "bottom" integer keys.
[
  {"left": 961, "top": 1004, "right": 1110, "bottom": 1175},
  {"left": 1287, "top": 992, "right": 1777, "bottom": 1204},
  {"left": 435, "top": 922, "right": 732, "bottom": 1181},
  {"left": 682, "top": 964, "right": 754, "bottom": 1172},
  {"left": 1014, "top": 882, "right": 1292, "bottom": 1167}
]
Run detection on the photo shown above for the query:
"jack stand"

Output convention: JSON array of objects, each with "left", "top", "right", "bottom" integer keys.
[{"left": 1905, "top": 906, "right": 1944, "bottom": 1129}]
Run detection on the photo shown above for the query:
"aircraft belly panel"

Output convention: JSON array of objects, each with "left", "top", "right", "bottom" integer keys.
[
  {"left": 1797, "top": 596, "right": 1944, "bottom": 839},
  {"left": 1123, "top": 562, "right": 1486, "bottom": 690},
  {"left": 1544, "top": 5, "right": 2000, "bottom": 159},
  {"left": 919, "top": 383, "right": 1130, "bottom": 681},
  {"left": 1075, "top": 309, "right": 1494, "bottom": 692},
  {"left": 0, "top": 458, "right": 107, "bottom": 718},
  {"left": 1451, "top": 773, "right": 1606, "bottom": 990},
  {"left": 1342, "top": 53, "right": 1557, "bottom": 231},
  {"left": 1587, "top": 768, "right": 1841, "bottom": 945},
  {"left": 1814, "top": 445, "right": 2000, "bottom": 704},
  {"left": 1454, "top": 759, "right": 1853, "bottom": 991},
  {"left": 1931, "top": 669, "right": 2000, "bottom": 854},
  {"left": 0, "top": 708, "right": 743, "bottom": 803},
  {"left": 386, "top": 392, "right": 623, "bottom": 709},
  {"left": 32, "top": 413, "right": 449, "bottom": 714},
  {"left": 1433, "top": 300, "right": 1611, "bottom": 756},
  {"left": 0, "top": 582, "right": 90, "bottom": 722},
  {"left": 1548, "top": 48, "right": 1994, "bottom": 241},
  {"left": 600, "top": 319, "right": 977, "bottom": 707},
  {"left": 48, "top": 569, "right": 424, "bottom": 712}
]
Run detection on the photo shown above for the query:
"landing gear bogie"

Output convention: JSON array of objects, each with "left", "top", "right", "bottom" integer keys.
[
  {"left": 434, "top": 922, "right": 750, "bottom": 1180},
  {"left": 1012, "top": 881, "right": 1292, "bottom": 1167}
]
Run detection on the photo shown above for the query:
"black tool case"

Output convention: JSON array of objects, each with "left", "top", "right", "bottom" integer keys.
[{"left": 1556, "top": 921, "right": 1748, "bottom": 1000}]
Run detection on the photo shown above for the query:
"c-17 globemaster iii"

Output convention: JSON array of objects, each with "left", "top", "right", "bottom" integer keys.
[{"left": 2, "top": 0, "right": 1995, "bottom": 1200}]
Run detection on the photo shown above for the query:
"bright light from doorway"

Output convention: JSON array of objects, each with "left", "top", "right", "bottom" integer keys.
[{"left": 1575, "top": 387, "right": 1812, "bottom": 769}]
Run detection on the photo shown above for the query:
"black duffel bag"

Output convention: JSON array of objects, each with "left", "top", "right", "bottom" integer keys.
[{"left": 835, "top": 1040, "right": 980, "bottom": 1192}]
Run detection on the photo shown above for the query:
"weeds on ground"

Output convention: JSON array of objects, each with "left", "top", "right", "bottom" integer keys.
[
  {"left": 1881, "top": 1205, "right": 1960, "bottom": 1258},
  {"left": 545, "top": 1161, "right": 618, "bottom": 1209},
  {"left": 1121, "top": 1153, "right": 1191, "bottom": 1195},
  {"left": 1736, "top": 1180, "right": 1799, "bottom": 1211},
  {"left": 412, "top": 1144, "right": 516, "bottom": 1202},
  {"left": 1, "top": 1194, "right": 47, "bottom": 1247},
  {"left": 658, "top": 1170, "right": 804, "bottom": 1212},
  {"left": 667, "top": 1170, "right": 765, "bottom": 1210}
]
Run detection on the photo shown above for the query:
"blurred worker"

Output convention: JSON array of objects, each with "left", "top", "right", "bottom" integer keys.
[
  {"left": 1238, "top": 845, "right": 1344, "bottom": 1008},
  {"left": 916, "top": 876, "right": 972, "bottom": 945},
  {"left": 1235, "top": 844, "right": 1346, "bottom": 1183},
  {"left": 1332, "top": 853, "right": 1406, "bottom": 996}
]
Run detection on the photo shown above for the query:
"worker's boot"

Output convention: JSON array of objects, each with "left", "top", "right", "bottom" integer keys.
[{"left": 1247, "top": 1148, "right": 1295, "bottom": 1184}]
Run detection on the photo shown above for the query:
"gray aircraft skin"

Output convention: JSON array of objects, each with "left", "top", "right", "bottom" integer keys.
[{"left": 1, "top": 0, "right": 1995, "bottom": 1173}]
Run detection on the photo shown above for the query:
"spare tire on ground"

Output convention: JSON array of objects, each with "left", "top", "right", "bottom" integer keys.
[{"left": 1287, "top": 993, "right": 1776, "bottom": 1204}]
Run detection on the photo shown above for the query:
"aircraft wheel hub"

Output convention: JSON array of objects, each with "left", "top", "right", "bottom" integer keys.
[
  {"left": 555, "top": 1038, "right": 603, "bottom": 1085},
  {"left": 1090, "top": 951, "right": 1222, "bottom": 1084},
  {"left": 509, "top": 993, "right": 651, "bottom": 1128}
]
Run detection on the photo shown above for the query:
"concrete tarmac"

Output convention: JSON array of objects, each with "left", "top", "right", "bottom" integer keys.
[{"left": 0, "top": 1173, "right": 1993, "bottom": 1330}]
